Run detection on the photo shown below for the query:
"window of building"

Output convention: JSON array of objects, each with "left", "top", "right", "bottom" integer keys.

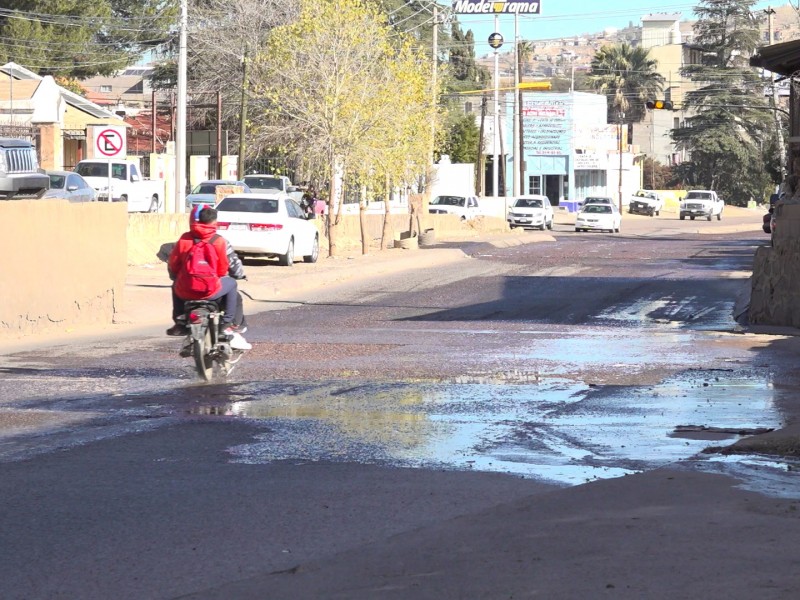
[
  {"left": 528, "top": 175, "right": 542, "bottom": 195},
  {"left": 100, "top": 85, "right": 112, "bottom": 93},
  {"left": 464, "top": 101, "right": 473, "bottom": 113}
]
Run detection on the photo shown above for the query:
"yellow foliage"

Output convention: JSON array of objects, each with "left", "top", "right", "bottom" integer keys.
[{"left": 250, "top": 0, "right": 435, "bottom": 188}]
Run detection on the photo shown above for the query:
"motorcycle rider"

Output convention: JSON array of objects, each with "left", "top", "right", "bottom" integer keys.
[{"left": 166, "top": 205, "right": 251, "bottom": 350}]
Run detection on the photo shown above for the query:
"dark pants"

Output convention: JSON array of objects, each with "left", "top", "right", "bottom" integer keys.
[{"left": 173, "top": 276, "right": 239, "bottom": 325}]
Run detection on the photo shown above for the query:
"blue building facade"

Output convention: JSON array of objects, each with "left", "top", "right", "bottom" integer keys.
[{"left": 505, "top": 91, "right": 629, "bottom": 211}]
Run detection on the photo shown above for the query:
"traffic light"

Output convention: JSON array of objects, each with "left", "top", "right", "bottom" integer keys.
[{"left": 646, "top": 99, "right": 674, "bottom": 110}]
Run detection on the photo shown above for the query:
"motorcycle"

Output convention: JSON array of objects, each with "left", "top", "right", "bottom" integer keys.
[{"left": 180, "top": 300, "right": 244, "bottom": 381}]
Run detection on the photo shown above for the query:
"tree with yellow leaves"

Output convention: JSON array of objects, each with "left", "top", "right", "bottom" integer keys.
[{"left": 250, "top": 0, "right": 435, "bottom": 256}]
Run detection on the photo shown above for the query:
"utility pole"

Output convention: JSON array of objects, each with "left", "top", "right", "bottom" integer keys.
[
  {"left": 431, "top": 5, "right": 438, "bottom": 175},
  {"left": 517, "top": 44, "right": 526, "bottom": 196},
  {"left": 238, "top": 46, "right": 249, "bottom": 179},
  {"left": 216, "top": 90, "right": 223, "bottom": 179},
  {"left": 766, "top": 7, "right": 787, "bottom": 179},
  {"left": 618, "top": 111, "right": 624, "bottom": 213},
  {"left": 512, "top": 14, "right": 519, "bottom": 197},
  {"left": 478, "top": 94, "right": 487, "bottom": 196},
  {"left": 650, "top": 108, "right": 655, "bottom": 189},
  {"left": 174, "top": 0, "right": 188, "bottom": 213},
  {"left": 492, "top": 15, "right": 500, "bottom": 200}
]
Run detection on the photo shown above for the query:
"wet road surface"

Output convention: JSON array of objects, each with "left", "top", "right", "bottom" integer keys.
[
  {"left": 0, "top": 231, "right": 792, "bottom": 481},
  {"left": 2, "top": 228, "right": 799, "bottom": 599}
]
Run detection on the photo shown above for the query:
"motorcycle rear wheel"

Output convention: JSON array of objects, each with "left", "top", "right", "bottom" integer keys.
[{"left": 193, "top": 328, "right": 214, "bottom": 381}]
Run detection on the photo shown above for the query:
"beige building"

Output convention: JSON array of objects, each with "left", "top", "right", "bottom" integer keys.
[
  {"left": 1, "top": 62, "right": 127, "bottom": 170},
  {"left": 631, "top": 14, "right": 703, "bottom": 171}
]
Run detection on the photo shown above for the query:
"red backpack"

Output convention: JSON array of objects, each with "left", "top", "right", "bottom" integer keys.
[{"left": 177, "top": 235, "right": 221, "bottom": 297}]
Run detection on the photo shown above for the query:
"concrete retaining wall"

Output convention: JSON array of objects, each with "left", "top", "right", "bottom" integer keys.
[
  {"left": 126, "top": 212, "right": 510, "bottom": 265},
  {"left": 0, "top": 201, "right": 127, "bottom": 339},
  {"left": 749, "top": 203, "right": 800, "bottom": 326}
]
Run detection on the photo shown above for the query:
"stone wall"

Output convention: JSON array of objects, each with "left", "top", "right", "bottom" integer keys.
[
  {"left": 0, "top": 200, "right": 127, "bottom": 339},
  {"left": 749, "top": 203, "right": 800, "bottom": 326}
]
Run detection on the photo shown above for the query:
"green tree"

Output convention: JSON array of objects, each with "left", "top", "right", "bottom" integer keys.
[
  {"left": 672, "top": 0, "right": 773, "bottom": 205},
  {"left": 441, "top": 113, "right": 479, "bottom": 164},
  {"left": 447, "top": 22, "right": 490, "bottom": 91},
  {"left": 0, "top": 0, "right": 177, "bottom": 78},
  {"left": 586, "top": 43, "right": 665, "bottom": 124}
]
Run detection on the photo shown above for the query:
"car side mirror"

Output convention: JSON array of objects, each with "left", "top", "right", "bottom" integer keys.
[
  {"left": 130, "top": 174, "right": 140, "bottom": 183},
  {"left": 67, "top": 185, "right": 78, "bottom": 192},
  {"left": 288, "top": 186, "right": 298, "bottom": 192}
]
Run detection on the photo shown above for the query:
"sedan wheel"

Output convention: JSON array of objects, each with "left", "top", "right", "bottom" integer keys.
[
  {"left": 278, "top": 238, "right": 294, "bottom": 266},
  {"left": 303, "top": 235, "right": 319, "bottom": 263}
]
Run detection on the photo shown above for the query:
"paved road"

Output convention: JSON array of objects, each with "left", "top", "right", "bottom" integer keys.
[{"left": 2, "top": 214, "right": 800, "bottom": 599}]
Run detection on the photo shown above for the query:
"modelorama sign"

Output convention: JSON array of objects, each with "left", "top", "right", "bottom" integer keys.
[{"left": 452, "top": 0, "right": 541, "bottom": 14}]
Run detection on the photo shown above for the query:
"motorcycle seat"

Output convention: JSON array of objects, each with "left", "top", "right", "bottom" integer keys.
[{"left": 184, "top": 299, "right": 222, "bottom": 312}]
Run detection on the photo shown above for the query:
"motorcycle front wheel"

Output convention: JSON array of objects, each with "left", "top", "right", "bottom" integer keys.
[{"left": 193, "top": 327, "right": 214, "bottom": 381}]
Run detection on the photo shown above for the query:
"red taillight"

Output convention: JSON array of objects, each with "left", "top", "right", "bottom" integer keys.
[
  {"left": 217, "top": 222, "right": 230, "bottom": 230},
  {"left": 250, "top": 223, "right": 283, "bottom": 231},
  {"left": 189, "top": 312, "right": 202, "bottom": 323}
]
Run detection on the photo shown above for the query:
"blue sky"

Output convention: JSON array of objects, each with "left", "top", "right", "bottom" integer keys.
[{"left": 454, "top": 0, "right": 784, "bottom": 55}]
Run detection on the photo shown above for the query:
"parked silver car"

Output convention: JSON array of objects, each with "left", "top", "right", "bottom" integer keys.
[{"left": 44, "top": 170, "right": 96, "bottom": 202}]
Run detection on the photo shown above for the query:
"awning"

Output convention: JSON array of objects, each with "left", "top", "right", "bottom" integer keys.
[{"left": 750, "top": 39, "right": 800, "bottom": 77}]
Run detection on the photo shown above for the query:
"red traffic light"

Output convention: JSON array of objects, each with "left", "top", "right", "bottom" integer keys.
[{"left": 646, "top": 99, "right": 674, "bottom": 110}]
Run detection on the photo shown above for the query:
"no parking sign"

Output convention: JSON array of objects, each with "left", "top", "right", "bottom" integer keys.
[{"left": 88, "top": 125, "right": 127, "bottom": 159}]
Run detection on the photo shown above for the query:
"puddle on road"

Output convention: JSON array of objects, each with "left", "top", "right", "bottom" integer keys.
[
  {"left": 682, "top": 454, "right": 800, "bottom": 500},
  {"left": 193, "top": 371, "right": 783, "bottom": 488}
]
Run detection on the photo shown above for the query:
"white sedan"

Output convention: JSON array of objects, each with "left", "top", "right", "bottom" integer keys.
[
  {"left": 575, "top": 203, "right": 621, "bottom": 233},
  {"left": 216, "top": 193, "right": 320, "bottom": 266}
]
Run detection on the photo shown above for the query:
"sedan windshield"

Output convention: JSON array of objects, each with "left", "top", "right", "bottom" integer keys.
[
  {"left": 582, "top": 205, "right": 612, "bottom": 214},
  {"left": 244, "top": 176, "right": 282, "bottom": 190},
  {"left": 431, "top": 195, "right": 466, "bottom": 207},
  {"left": 217, "top": 197, "right": 279, "bottom": 213},
  {"left": 514, "top": 198, "right": 542, "bottom": 208},
  {"left": 191, "top": 183, "right": 219, "bottom": 194}
]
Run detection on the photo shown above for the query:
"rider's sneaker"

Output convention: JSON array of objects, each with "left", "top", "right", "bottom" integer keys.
[
  {"left": 230, "top": 322, "right": 248, "bottom": 334},
  {"left": 229, "top": 332, "right": 252, "bottom": 351},
  {"left": 166, "top": 323, "right": 189, "bottom": 336}
]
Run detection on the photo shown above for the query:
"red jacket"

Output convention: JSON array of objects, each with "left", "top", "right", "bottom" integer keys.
[{"left": 168, "top": 220, "right": 229, "bottom": 300}]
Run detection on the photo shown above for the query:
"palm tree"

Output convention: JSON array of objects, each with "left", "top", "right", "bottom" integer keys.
[
  {"left": 517, "top": 40, "right": 535, "bottom": 78},
  {"left": 586, "top": 43, "right": 664, "bottom": 125}
]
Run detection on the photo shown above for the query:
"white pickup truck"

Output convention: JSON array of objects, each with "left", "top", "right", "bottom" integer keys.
[
  {"left": 428, "top": 194, "right": 481, "bottom": 220},
  {"left": 628, "top": 190, "right": 664, "bottom": 217},
  {"left": 75, "top": 159, "right": 164, "bottom": 213},
  {"left": 679, "top": 190, "right": 724, "bottom": 221}
]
